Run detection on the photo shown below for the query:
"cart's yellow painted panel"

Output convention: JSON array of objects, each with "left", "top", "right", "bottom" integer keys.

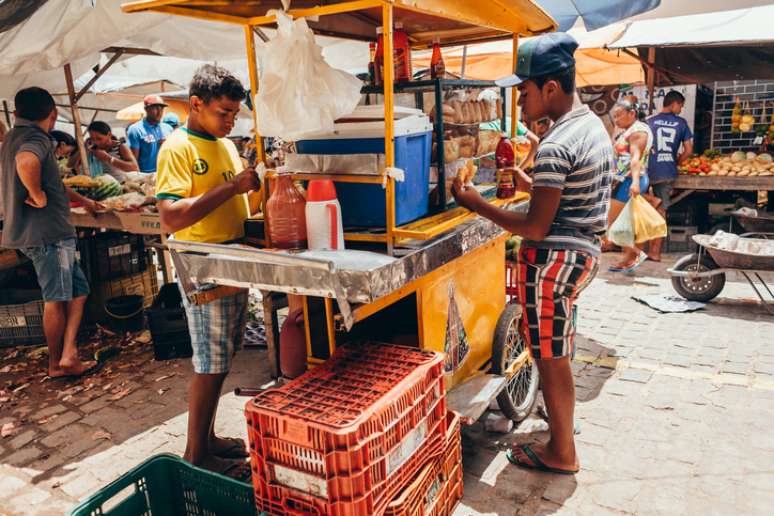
[{"left": 418, "top": 238, "right": 506, "bottom": 389}]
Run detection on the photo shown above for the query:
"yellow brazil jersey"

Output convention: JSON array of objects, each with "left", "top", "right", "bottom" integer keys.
[{"left": 156, "top": 127, "right": 248, "bottom": 243}]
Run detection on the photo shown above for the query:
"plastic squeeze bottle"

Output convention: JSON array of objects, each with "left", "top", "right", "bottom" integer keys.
[
  {"left": 430, "top": 36, "right": 445, "bottom": 79},
  {"left": 495, "top": 134, "right": 516, "bottom": 199}
]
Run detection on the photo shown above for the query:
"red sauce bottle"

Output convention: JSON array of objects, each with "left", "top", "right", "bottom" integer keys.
[{"left": 495, "top": 134, "right": 516, "bottom": 199}]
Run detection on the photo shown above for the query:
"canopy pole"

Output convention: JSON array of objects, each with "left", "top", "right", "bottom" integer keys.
[
  {"left": 460, "top": 45, "right": 468, "bottom": 79},
  {"left": 510, "top": 34, "right": 519, "bottom": 138},
  {"left": 244, "top": 24, "right": 265, "bottom": 164},
  {"left": 64, "top": 63, "right": 90, "bottom": 177},
  {"left": 2, "top": 101, "right": 11, "bottom": 127},
  {"left": 646, "top": 48, "right": 656, "bottom": 115},
  {"left": 382, "top": 2, "right": 395, "bottom": 255},
  {"left": 75, "top": 50, "right": 125, "bottom": 103}
]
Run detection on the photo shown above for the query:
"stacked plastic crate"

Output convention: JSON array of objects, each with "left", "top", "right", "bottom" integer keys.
[{"left": 244, "top": 342, "right": 463, "bottom": 516}]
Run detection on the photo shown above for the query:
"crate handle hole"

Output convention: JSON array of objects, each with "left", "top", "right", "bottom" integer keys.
[{"left": 100, "top": 482, "right": 140, "bottom": 513}]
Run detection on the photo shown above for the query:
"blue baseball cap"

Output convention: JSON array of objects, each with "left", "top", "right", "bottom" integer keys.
[
  {"left": 162, "top": 112, "right": 180, "bottom": 128},
  {"left": 495, "top": 33, "right": 578, "bottom": 88}
]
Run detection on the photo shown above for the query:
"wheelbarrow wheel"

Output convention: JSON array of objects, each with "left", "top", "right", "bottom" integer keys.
[
  {"left": 671, "top": 253, "right": 726, "bottom": 302},
  {"left": 491, "top": 303, "right": 539, "bottom": 423}
]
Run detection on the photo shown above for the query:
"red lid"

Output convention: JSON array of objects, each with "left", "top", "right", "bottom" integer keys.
[{"left": 306, "top": 179, "right": 338, "bottom": 202}]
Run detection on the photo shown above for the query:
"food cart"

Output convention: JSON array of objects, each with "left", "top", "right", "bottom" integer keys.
[{"left": 120, "top": 1, "right": 555, "bottom": 425}]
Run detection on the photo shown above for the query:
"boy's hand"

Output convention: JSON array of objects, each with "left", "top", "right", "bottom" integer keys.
[
  {"left": 231, "top": 167, "right": 260, "bottom": 194},
  {"left": 451, "top": 177, "right": 484, "bottom": 212}
]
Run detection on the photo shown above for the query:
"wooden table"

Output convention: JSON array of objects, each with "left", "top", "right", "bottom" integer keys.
[
  {"left": 69, "top": 209, "right": 173, "bottom": 284},
  {"left": 671, "top": 175, "right": 774, "bottom": 205}
]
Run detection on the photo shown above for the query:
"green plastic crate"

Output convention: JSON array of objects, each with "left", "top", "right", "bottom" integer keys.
[{"left": 68, "top": 453, "right": 258, "bottom": 516}]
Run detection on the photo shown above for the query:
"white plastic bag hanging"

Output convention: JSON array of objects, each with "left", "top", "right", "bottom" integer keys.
[{"left": 254, "top": 10, "right": 362, "bottom": 141}]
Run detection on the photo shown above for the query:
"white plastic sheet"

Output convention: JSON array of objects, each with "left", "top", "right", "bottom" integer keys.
[{"left": 253, "top": 10, "right": 361, "bottom": 141}]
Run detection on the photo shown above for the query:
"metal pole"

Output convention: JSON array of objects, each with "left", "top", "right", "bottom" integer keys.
[
  {"left": 2, "top": 100, "right": 11, "bottom": 127},
  {"left": 382, "top": 3, "right": 396, "bottom": 255},
  {"left": 460, "top": 45, "right": 467, "bottom": 79},
  {"left": 510, "top": 34, "right": 519, "bottom": 138},
  {"left": 244, "top": 24, "right": 265, "bottom": 164},
  {"left": 64, "top": 63, "right": 90, "bottom": 176},
  {"left": 646, "top": 48, "right": 657, "bottom": 115},
  {"left": 710, "top": 81, "right": 717, "bottom": 149}
]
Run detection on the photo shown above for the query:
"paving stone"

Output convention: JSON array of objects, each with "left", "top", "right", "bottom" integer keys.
[
  {"left": 4, "top": 445, "right": 44, "bottom": 466},
  {"left": 618, "top": 368, "right": 653, "bottom": 384},
  {"left": 40, "top": 411, "right": 82, "bottom": 433},
  {"left": 59, "top": 471, "right": 102, "bottom": 500},
  {"left": 8, "top": 485, "right": 52, "bottom": 506},
  {"left": 0, "top": 474, "right": 26, "bottom": 498},
  {"left": 79, "top": 394, "right": 113, "bottom": 414},
  {"left": 35, "top": 404, "right": 68, "bottom": 420},
  {"left": 722, "top": 361, "right": 751, "bottom": 375},
  {"left": 663, "top": 354, "right": 692, "bottom": 368},
  {"left": 7, "top": 429, "right": 38, "bottom": 450}
]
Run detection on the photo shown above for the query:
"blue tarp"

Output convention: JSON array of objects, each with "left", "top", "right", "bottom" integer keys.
[{"left": 538, "top": 0, "right": 661, "bottom": 31}]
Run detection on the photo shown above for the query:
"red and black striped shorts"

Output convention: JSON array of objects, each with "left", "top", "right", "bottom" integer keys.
[{"left": 516, "top": 247, "right": 598, "bottom": 360}]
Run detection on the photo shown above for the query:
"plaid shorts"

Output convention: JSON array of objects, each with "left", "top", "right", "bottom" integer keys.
[
  {"left": 516, "top": 248, "right": 598, "bottom": 360},
  {"left": 179, "top": 284, "right": 248, "bottom": 374}
]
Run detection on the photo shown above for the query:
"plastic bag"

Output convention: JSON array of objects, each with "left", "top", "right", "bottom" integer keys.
[
  {"left": 631, "top": 195, "right": 667, "bottom": 243},
  {"left": 254, "top": 10, "right": 362, "bottom": 141},
  {"left": 608, "top": 199, "right": 635, "bottom": 247}
]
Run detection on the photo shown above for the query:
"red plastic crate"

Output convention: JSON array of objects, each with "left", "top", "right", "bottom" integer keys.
[
  {"left": 384, "top": 411, "right": 463, "bottom": 516},
  {"left": 246, "top": 343, "right": 447, "bottom": 516},
  {"left": 506, "top": 259, "right": 519, "bottom": 304}
]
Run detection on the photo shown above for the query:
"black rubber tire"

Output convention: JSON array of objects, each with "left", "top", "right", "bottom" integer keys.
[
  {"left": 491, "top": 303, "right": 539, "bottom": 423},
  {"left": 671, "top": 253, "right": 726, "bottom": 302}
]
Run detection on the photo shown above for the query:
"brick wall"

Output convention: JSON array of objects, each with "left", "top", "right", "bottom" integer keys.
[{"left": 712, "top": 80, "right": 774, "bottom": 152}]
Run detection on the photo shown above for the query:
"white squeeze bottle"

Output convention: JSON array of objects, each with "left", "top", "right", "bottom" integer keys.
[{"left": 305, "top": 179, "right": 345, "bottom": 251}]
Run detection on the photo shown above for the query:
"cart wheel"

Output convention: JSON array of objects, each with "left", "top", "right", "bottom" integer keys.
[
  {"left": 491, "top": 304, "right": 539, "bottom": 423},
  {"left": 671, "top": 253, "right": 726, "bottom": 302}
]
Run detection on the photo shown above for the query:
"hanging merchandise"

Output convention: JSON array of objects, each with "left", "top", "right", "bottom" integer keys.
[
  {"left": 254, "top": 10, "right": 362, "bottom": 140},
  {"left": 731, "top": 97, "right": 741, "bottom": 133},
  {"left": 430, "top": 36, "right": 445, "bottom": 79},
  {"left": 739, "top": 100, "right": 755, "bottom": 133},
  {"left": 266, "top": 173, "right": 308, "bottom": 249}
]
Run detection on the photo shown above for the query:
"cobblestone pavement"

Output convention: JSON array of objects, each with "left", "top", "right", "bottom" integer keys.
[{"left": 2, "top": 253, "right": 773, "bottom": 515}]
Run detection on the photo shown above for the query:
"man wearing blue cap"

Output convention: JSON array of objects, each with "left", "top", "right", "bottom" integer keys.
[{"left": 453, "top": 33, "right": 613, "bottom": 475}]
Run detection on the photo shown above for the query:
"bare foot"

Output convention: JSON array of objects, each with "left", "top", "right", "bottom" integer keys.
[
  {"left": 186, "top": 454, "right": 251, "bottom": 480},
  {"left": 511, "top": 441, "right": 579, "bottom": 472},
  {"left": 50, "top": 358, "right": 97, "bottom": 378},
  {"left": 210, "top": 436, "right": 248, "bottom": 458}
]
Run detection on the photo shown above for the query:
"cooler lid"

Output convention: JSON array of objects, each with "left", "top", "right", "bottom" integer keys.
[{"left": 298, "top": 106, "right": 432, "bottom": 140}]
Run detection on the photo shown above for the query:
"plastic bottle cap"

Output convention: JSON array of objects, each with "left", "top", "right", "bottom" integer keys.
[
  {"left": 433, "top": 36, "right": 440, "bottom": 44},
  {"left": 395, "top": 21, "right": 403, "bottom": 29},
  {"left": 306, "top": 179, "right": 338, "bottom": 202}
]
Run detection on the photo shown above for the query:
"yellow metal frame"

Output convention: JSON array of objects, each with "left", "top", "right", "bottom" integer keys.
[{"left": 120, "top": 0, "right": 547, "bottom": 254}]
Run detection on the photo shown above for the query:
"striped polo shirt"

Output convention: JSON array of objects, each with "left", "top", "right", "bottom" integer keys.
[{"left": 523, "top": 104, "right": 613, "bottom": 256}]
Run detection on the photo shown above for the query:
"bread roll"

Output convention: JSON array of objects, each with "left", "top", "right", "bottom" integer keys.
[
  {"left": 496, "top": 99, "right": 503, "bottom": 120},
  {"left": 457, "top": 135, "right": 475, "bottom": 158},
  {"left": 451, "top": 101, "right": 464, "bottom": 124},
  {"left": 444, "top": 139, "right": 459, "bottom": 162}
]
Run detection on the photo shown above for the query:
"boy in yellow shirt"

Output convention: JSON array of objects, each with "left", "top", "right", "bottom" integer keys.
[{"left": 156, "top": 65, "right": 260, "bottom": 479}]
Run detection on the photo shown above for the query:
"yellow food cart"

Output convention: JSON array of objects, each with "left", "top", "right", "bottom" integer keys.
[{"left": 121, "top": 0, "right": 556, "bottom": 423}]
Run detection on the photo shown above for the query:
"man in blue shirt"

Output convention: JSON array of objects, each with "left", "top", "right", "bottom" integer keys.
[
  {"left": 646, "top": 90, "right": 694, "bottom": 261},
  {"left": 127, "top": 94, "right": 173, "bottom": 173}
]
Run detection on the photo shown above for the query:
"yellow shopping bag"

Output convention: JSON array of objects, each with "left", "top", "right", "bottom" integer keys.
[{"left": 631, "top": 195, "right": 667, "bottom": 243}]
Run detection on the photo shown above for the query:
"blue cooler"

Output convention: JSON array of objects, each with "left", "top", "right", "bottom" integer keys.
[{"left": 294, "top": 111, "right": 432, "bottom": 227}]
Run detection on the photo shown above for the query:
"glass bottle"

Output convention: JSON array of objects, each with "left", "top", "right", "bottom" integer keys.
[{"left": 430, "top": 36, "right": 445, "bottom": 79}]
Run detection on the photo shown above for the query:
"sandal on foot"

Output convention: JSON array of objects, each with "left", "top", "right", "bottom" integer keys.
[
  {"left": 506, "top": 444, "right": 578, "bottom": 475},
  {"left": 214, "top": 437, "right": 249, "bottom": 459},
  {"left": 216, "top": 459, "right": 252, "bottom": 482}
]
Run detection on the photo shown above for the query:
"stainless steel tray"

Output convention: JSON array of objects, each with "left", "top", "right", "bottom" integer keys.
[{"left": 168, "top": 200, "right": 528, "bottom": 329}]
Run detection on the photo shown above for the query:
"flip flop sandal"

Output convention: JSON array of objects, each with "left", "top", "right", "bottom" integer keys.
[
  {"left": 620, "top": 251, "right": 649, "bottom": 274},
  {"left": 217, "top": 460, "right": 252, "bottom": 482},
  {"left": 53, "top": 360, "right": 104, "bottom": 381},
  {"left": 214, "top": 437, "right": 249, "bottom": 459},
  {"left": 506, "top": 444, "right": 578, "bottom": 475}
]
